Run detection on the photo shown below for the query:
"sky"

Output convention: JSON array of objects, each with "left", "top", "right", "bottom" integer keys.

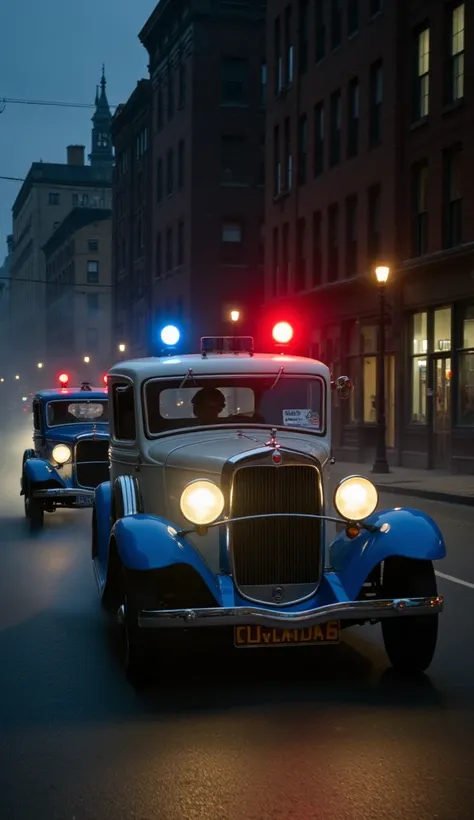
[{"left": 0, "top": 0, "right": 157, "bottom": 256}]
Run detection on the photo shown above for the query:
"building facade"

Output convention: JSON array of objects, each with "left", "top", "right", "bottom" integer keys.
[
  {"left": 265, "top": 0, "right": 473, "bottom": 473},
  {"left": 0, "top": 235, "right": 12, "bottom": 377},
  {"left": 111, "top": 80, "right": 152, "bottom": 357},
  {"left": 134, "top": 0, "right": 266, "bottom": 354},
  {"left": 9, "top": 71, "right": 114, "bottom": 378},
  {"left": 42, "top": 208, "right": 112, "bottom": 382}
]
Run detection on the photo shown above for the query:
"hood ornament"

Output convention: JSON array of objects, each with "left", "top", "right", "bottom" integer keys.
[{"left": 266, "top": 428, "right": 282, "bottom": 464}]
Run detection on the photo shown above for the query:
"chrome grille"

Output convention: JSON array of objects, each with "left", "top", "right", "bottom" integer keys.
[
  {"left": 75, "top": 438, "right": 109, "bottom": 489},
  {"left": 230, "top": 464, "right": 321, "bottom": 587}
]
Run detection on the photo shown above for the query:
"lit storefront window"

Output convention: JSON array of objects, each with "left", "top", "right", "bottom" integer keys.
[
  {"left": 362, "top": 325, "right": 377, "bottom": 423},
  {"left": 459, "top": 305, "right": 474, "bottom": 425},
  {"left": 411, "top": 311, "right": 427, "bottom": 423},
  {"left": 346, "top": 322, "right": 360, "bottom": 423},
  {"left": 434, "top": 307, "right": 451, "bottom": 351}
]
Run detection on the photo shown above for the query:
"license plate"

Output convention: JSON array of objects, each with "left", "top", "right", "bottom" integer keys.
[
  {"left": 76, "top": 495, "right": 92, "bottom": 507},
  {"left": 234, "top": 621, "right": 340, "bottom": 648}
]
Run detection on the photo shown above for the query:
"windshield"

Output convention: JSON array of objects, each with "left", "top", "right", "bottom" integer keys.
[
  {"left": 46, "top": 400, "right": 109, "bottom": 426},
  {"left": 145, "top": 376, "right": 324, "bottom": 435}
]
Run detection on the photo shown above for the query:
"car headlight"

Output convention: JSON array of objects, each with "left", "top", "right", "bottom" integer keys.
[
  {"left": 180, "top": 480, "right": 225, "bottom": 526},
  {"left": 334, "top": 476, "right": 378, "bottom": 522},
  {"left": 52, "top": 444, "right": 71, "bottom": 464}
]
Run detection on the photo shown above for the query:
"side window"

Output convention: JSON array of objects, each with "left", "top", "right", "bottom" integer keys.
[
  {"left": 33, "top": 401, "right": 42, "bottom": 431},
  {"left": 112, "top": 382, "right": 136, "bottom": 441}
]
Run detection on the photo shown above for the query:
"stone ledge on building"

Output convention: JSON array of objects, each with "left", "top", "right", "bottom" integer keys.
[{"left": 329, "top": 461, "right": 474, "bottom": 506}]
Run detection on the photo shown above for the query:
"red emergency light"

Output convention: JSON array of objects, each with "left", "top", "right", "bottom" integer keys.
[
  {"left": 272, "top": 321, "right": 294, "bottom": 345},
  {"left": 58, "top": 373, "right": 69, "bottom": 386},
  {"left": 103, "top": 374, "right": 108, "bottom": 385}
]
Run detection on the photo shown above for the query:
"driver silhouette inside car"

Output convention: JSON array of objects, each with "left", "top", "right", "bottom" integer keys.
[{"left": 191, "top": 387, "right": 226, "bottom": 425}]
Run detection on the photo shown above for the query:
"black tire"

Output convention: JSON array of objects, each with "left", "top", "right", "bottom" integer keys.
[
  {"left": 381, "top": 557, "right": 439, "bottom": 673},
  {"left": 21, "top": 449, "right": 35, "bottom": 497},
  {"left": 24, "top": 482, "right": 44, "bottom": 531},
  {"left": 122, "top": 569, "right": 158, "bottom": 688}
]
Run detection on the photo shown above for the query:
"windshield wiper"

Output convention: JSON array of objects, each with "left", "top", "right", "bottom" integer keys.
[
  {"left": 179, "top": 368, "right": 196, "bottom": 389},
  {"left": 270, "top": 366, "right": 284, "bottom": 390}
]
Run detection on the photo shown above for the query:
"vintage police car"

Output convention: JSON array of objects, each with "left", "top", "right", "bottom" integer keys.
[
  {"left": 21, "top": 375, "right": 109, "bottom": 531},
  {"left": 92, "top": 331, "right": 445, "bottom": 684}
]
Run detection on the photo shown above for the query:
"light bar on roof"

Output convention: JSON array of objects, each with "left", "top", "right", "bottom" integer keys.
[{"left": 201, "top": 336, "right": 254, "bottom": 356}]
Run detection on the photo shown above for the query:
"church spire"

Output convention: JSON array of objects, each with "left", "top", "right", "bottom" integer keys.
[{"left": 89, "top": 65, "right": 113, "bottom": 169}]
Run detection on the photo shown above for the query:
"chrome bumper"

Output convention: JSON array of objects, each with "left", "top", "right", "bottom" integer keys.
[
  {"left": 137, "top": 595, "right": 443, "bottom": 629},
  {"left": 33, "top": 488, "right": 94, "bottom": 499}
]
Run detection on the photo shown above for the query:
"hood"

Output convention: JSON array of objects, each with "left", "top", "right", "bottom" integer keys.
[
  {"left": 149, "top": 428, "right": 330, "bottom": 476},
  {"left": 45, "top": 423, "right": 109, "bottom": 444}
]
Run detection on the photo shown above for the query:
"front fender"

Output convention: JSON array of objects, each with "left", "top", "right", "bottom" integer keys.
[
  {"left": 23, "top": 457, "right": 65, "bottom": 488},
  {"left": 330, "top": 507, "right": 446, "bottom": 600},
  {"left": 112, "top": 514, "right": 221, "bottom": 603}
]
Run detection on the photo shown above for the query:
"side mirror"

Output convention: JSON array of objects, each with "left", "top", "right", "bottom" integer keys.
[{"left": 331, "top": 375, "right": 353, "bottom": 400}]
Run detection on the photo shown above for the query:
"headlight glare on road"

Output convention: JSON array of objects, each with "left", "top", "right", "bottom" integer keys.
[
  {"left": 52, "top": 444, "right": 71, "bottom": 464},
  {"left": 180, "top": 480, "right": 225, "bottom": 526},
  {"left": 334, "top": 476, "right": 378, "bottom": 522}
]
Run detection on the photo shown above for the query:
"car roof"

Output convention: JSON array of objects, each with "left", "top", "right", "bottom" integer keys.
[
  {"left": 35, "top": 388, "right": 108, "bottom": 401},
  {"left": 109, "top": 353, "right": 329, "bottom": 381}
]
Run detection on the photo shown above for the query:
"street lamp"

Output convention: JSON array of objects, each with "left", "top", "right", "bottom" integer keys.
[
  {"left": 0, "top": 378, "right": 4, "bottom": 383},
  {"left": 15, "top": 375, "right": 20, "bottom": 380},
  {"left": 37, "top": 362, "right": 43, "bottom": 369},
  {"left": 84, "top": 356, "right": 90, "bottom": 364},
  {"left": 118, "top": 343, "right": 126, "bottom": 353},
  {"left": 372, "top": 265, "right": 391, "bottom": 474},
  {"left": 230, "top": 310, "right": 240, "bottom": 323}
]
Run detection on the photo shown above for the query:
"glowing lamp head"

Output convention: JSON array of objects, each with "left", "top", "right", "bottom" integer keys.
[
  {"left": 58, "top": 373, "right": 69, "bottom": 386},
  {"left": 230, "top": 310, "right": 240, "bottom": 323},
  {"left": 272, "top": 321, "right": 294, "bottom": 345},
  {"left": 160, "top": 325, "right": 180, "bottom": 346}
]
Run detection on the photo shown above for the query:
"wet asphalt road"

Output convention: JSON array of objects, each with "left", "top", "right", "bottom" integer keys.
[{"left": 1, "top": 428, "right": 474, "bottom": 820}]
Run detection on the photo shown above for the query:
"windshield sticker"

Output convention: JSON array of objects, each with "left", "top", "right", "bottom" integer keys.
[{"left": 283, "top": 409, "right": 320, "bottom": 429}]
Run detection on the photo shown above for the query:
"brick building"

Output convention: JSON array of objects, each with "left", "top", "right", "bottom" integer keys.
[
  {"left": 133, "top": 0, "right": 266, "bottom": 353},
  {"left": 265, "top": 0, "right": 474, "bottom": 472}
]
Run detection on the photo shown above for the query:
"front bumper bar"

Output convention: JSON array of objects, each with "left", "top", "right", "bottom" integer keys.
[
  {"left": 137, "top": 595, "right": 443, "bottom": 630},
  {"left": 33, "top": 488, "right": 94, "bottom": 499}
]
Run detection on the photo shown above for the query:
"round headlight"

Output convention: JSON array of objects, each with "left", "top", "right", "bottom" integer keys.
[
  {"left": 180, "top": 480, "right": 225, "bottom": 526},
  {"left": 334, "top": 476, "right": 378, "bottom": 522},
  {"left": 52, "top": 444, "right": 71, "bottom": 464}
]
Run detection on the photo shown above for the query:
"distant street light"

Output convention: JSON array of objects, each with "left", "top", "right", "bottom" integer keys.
[
  {"left": 372, "top": 265, "right": 391, "bottom": 474},
  {"left": 118, "top": 343, "right": 126, "bottom": 353},
  {"left": 37, "top": 362, "right": 43, "bottom": 369},
  {"left": 0, "top": 378, "right": 4, "bottom": 383},
  {"left": 15, "top": 375, "right": 19, "bottom": 380},
  {"left": 84, "top": 356, "right": 90, "bottom": 363},
  {"left": 230, "top": 310, "right": 240, "bottom": 323},
  {"left": 22, "top": 396, "right": 27, "bottom": 402}
]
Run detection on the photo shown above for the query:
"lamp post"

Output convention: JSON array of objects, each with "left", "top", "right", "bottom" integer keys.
[{"left": 372, "top": 265, "right": 390, "bottom": 474}]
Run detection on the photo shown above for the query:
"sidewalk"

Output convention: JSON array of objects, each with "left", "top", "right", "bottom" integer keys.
[{"left": 329, "top": 460, "right": 474, "bottom": 506}]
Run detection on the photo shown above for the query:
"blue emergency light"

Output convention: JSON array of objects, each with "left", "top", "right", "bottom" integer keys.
[{"left": 160, "top": 325, "right": 180, "bottom": 346}]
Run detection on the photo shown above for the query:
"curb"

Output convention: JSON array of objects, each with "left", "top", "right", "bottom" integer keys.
[{"left": 374, "top": 482, "right": 473, "bottom": 507}]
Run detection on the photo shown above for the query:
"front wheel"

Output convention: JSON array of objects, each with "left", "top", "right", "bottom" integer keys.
[
  {"left": 122, "top": 571, "right": 159, "bottom": 687},
  {"left": 381, "top": 557, "right": 439, "bottom": 673},
  {"left": 24, "top": 479, "right": 44, "bottom": 531}
]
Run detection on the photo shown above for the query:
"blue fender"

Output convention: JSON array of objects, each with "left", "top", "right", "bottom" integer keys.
[
  {"left": 330, "top": 507, "right": 446, "bottom": 600},
  {"left": 23, "top": 457, "right": 65, "bottom": 488},
  {"left": 112, "top": 514, "right": 221, "bottom": 603},
  {"left": 94, "top": 481, "right": 112, "bottom": 565}
]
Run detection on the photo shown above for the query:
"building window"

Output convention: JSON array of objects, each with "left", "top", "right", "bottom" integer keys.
[
  {"left": 178, "top": 60, "right": 186, "bottom": 108},
  {"left": 87, "top": 293, "right": 99, "bottom": 315},
  {"left": 156, "top": 158, "right": 163, "bottom": 202},
  {"left": 221, "top": 135, "right": 247, "bottom": 185},
  {"left": 285, "top": 5, "right": 294, "bottom": 85},
  {"left": 272, "top": 227, "right": 279, "bottom": 295},
  {"left": 295, "top": 217, "right": 306, "bottom": 291},
  {"left": 361, "top": 326, "right": 378, "bottom": 423},
  {"left": 275, "top": 16, "right": 283, "bottom": 94},
  {"left": 48, "top": 193, "right": 60, "bottom": 205},
  {"left": 314, "top": 101, "right": 324, "bottom": 176},
  {"left": 348, "top": 0, "right": 359, "bottom": 36},
  {"left": 369, "top": 60, "right": 383, "bottom": 147},
  {"left": 443, "top": 147, "right": 462, "bottom": 248},
  {"left": 88, "top": 239, "right": 98, "bottom": 252},
  {"left": 412, "top": 162, "right": 428, "bottom": 256},
  {"left": 222, "top": 222, "right": 242, "bottom": 243},
  {"left": 312, "top": 211, "right": 322, "bottom": 287},
  {"left": 167, "top": 65, "right": 175, "bottom": 120},
  {"left": 315, "top": 0, "right": 325, "bottom": 62},
  {"left": 167, "top": 149, "right": 174, "bottom": 195},
  {"left": 284, "top": 116, "right": 292, "bottom": 191},
  {"left": 166, "top": 227, "right": 173, "bottom": 271},
  {"left": 411, "top": 312, "right": 428, "bottom": 423},
  {"left": 370, "top": 0, "right": 382, "bottom": 17},
  {"left": 273, "top": 125, "right": 281, "bottom": 196},
  {"left": 87, "top": 260, "right": 99, "bottom": 284},
  {"left": 347, "top": 78, "right": 359, "bottom": 158},
  {"left": 327, "top": 203, "right": 339, "bottom": 283},
  {"left": 414, "top": 26, "right": 430, "bottom": 120},
  {"left": 281, "top": 223, "right": 290, "bottom": 293},
  {"left": 448, "top": 3, "right": 465, "bottom": 102},
  {"left": 367, "top": 184, "right": 381, "bottom": 262},
  {"left": 329, "top": 89, "right": 341, "bottom": 167},
  {"left": 86, "top": 327, "right": 99, "bottom": 351},
  {"left": 459, "top": 305, "right": 474, "bottom": 425},
  {"left": 299, "top": 0, "right": 309, "bottom": 75},
  {"left": 331, "top": 0, "right": 342, "bottom": 50},
  {"left": 345, "top": 195, "right": 358, "bottom": 277},
  {"left": 297, "top": 113, "right": 307, "bottom": 185},
  {"left": 261, "top": 61, "right": 267, "bottom": 106},
  {"left": 222, "top": 58, "right": 246, "bottom": 104},
  {"left": 177, "top": 221, "right": 184, "bottom": 266},
  {"left": 157, "top": 84, "right": 163, "bottom": 130},
  {"left": 178, "top": 139, "right": 185, "bottom": 188},
  {"left": 155, "top": 232, "right": 162, "bottom": 277}
]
